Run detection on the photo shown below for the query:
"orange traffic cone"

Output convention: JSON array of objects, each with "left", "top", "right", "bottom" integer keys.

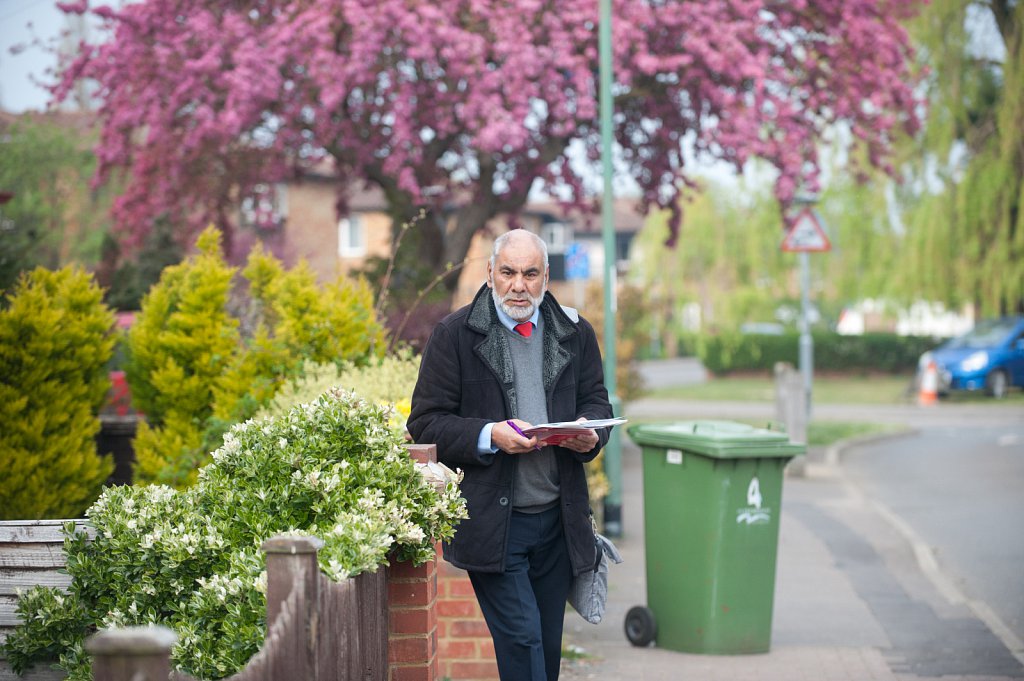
[{"left": 918, "top": 360, "right": 939, "bottom": 406}]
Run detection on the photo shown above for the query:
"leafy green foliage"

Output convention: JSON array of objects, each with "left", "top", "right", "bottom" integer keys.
[
  {"left": 0, "top": 267, "right": 115, "bottom": 519},
  {"left": 242, "top": 244, "right": 385, "bottom": 365},
  {"left": 0, "top": 116, "right": 116, "bottom": 293},
  {"left": 2, "top": 389, "right": 467, "bottom": 680},
  {"left": 580, "top": 281, "right": 646, "bottom": 402},
  {"left": 126, "top": 228, "right": 243, "bottom": 487},
  {"left": 99, "top": 216, "right": 185, "bottom": 311},
  {"left": 125, "top": 227, "right": 386, "bottom": 487},
  {"left": 258, "top": 350, "right": 421, "bottom": 423},
  {"left": 891, "top": 1, "right": 1024, "bottom": 314},
  {"left": 632, "top": 179, "right": 799, "bottom": 340}
]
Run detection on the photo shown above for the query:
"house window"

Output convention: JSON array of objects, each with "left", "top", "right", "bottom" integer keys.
[
  {"left": 240, "top": 183, "right": 286, "bottom": 230},
  {"left": 540, "top": 221, "right": 570, "bottom": 252},
  {"left": 338, "top": 215, "right": 366, "bottom": 257}
]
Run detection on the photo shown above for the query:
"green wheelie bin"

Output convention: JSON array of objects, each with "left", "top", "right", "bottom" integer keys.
[{"left": 625, "top": 420, "right": 804, "bottom": 654}]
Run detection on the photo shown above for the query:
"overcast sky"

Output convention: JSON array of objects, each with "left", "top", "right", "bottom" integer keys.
[{"left": 0, "top": 0, "right": 72, "bottom": 112}]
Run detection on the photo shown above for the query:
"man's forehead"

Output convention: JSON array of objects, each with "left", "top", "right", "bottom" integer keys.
[
  {"left": 495, "top": 237, "right": 544, "bottom": 268},
  {"left": 496, "top": 257, "right": 543, "bottom": 271}
]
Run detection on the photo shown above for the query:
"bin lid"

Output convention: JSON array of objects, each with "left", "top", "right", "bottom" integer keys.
[{"left": 627, "top": 420, "right": 805, "bottom": 460}]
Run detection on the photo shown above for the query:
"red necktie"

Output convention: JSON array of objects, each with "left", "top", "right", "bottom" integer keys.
[{"left": 514, "top": 322, "right": 533, "bottom": 338}]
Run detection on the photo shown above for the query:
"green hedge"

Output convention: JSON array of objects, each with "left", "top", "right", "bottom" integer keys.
[{"left": 693, "top": 332, "right": 937, "bottom": 375}]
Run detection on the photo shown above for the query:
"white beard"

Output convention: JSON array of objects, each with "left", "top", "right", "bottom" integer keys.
[{"left": 491, "top": 283, "right": 544, "bottom": 322}]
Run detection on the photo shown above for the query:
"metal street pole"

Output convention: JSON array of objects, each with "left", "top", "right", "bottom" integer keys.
[
  {"left": 599, "top": 0, "right": 622, "bottom": 538},
  {"left": 798, "top": 251, "right": 813, "bottom": 421}
]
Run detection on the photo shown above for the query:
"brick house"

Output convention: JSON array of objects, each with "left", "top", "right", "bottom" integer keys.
[{"left": 252, "top": 168, "right": 645, "bottom": 312}]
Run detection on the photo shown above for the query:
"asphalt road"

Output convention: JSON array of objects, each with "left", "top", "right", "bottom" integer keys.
[{"left": 840, "top": 425, "right": 1024, "bottom": 655}]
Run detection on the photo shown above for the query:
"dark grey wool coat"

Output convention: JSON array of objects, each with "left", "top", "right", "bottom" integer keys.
[{"left": 408, "top": 284, "right": 613, "bottom": 575}]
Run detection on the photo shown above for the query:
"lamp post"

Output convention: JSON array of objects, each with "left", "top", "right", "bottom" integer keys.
[{"left": 599, "top": 0, "right": 622, "bottom": 537}]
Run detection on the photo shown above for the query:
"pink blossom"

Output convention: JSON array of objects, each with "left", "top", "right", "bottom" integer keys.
[{"left": 54, "top": 0, "right": 924, "bottom": 253}]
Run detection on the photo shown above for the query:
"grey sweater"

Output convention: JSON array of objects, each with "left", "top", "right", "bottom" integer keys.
[{"left": 505, "top": 318, "right": 560, "bottom": 512}]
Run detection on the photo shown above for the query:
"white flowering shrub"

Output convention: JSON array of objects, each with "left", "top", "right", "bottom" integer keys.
[{"left": 3, "top": 388, "right": 466, "bottom": 681}]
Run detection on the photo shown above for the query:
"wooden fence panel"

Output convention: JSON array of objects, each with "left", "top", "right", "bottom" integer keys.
[
  {"left": 0, "top": 520, "right": 91, "bottom": 681},
  {"left": 318, "top": 577, "right": 357, "bottom": 681},
  {"left": 343, "top": 570, "right": 388, "bottom": 680}
]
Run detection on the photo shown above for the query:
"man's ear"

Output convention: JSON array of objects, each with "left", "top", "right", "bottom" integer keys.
[{"left": 486, "top": 263, "right": 494, "bottom": 288}]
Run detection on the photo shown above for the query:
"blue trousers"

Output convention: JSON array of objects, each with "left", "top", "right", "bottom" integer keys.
[{"left": 468, "top": 506, "right": 572, "bottom": 681}]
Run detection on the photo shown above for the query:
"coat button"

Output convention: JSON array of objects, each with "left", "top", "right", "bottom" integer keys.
[{"left": 499, "top": 497, "right": 509, "bottom": 506}]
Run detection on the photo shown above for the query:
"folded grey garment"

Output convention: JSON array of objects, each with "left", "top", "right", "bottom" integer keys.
[{"left": 568, "top": 532, "right": 623, "bottom": 624}]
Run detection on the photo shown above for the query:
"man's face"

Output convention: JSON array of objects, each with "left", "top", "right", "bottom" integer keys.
[{"left": 488, "top": 235, "right": 548, "bottom": 322}]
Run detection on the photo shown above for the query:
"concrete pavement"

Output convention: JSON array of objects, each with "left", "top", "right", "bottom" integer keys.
[{"left": 559, "top": 424, "right": 1024, "bottom": 680}]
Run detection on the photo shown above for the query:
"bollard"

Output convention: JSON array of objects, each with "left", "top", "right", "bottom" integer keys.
[{"left": 773, "top": 362, "right": 807, "bottom": 445}]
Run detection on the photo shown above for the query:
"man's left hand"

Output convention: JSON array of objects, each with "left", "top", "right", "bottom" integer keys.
[{"left": 546, "top": 417, "right": 599, "bottom": 453}]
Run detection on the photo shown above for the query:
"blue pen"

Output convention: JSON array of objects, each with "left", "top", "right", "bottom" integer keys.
[{"left": 506, "top": 420, "right": 542, "bottom": 451}]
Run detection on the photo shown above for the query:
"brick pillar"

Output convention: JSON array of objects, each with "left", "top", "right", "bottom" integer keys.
[
  {"left": 437, "top": 562, "right": 499, "bottom": 681},
  {"left": 388, "top": 550, "right": 440, "bottom": 681},
  {"left": 386, "top": 444, "right": 441, "bottom": 681}
]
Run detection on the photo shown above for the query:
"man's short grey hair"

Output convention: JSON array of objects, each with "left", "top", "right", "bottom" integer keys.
[{"left": 490, "top": 229, "right": 549, "bottom": 270}]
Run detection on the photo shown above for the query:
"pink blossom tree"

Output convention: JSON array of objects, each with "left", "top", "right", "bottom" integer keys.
[{"left": 55, "top": 0, "right": 923, "bottom": 297}]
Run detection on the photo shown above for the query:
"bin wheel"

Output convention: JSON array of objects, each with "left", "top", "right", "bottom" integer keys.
[{"left": 624, "top": 605, "right": 657, "bottom": 647}]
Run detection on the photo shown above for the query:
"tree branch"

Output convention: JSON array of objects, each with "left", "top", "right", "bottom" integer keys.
[{"left": 988, "top": 0, "right": 1015, "bottom": 46}]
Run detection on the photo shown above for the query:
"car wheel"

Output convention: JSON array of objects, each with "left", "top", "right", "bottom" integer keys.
[{"left": 986, "top": 370, "right": 1008, "bottom": 399}]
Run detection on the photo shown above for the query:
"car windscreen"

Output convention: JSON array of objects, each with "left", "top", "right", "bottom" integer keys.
[{"left": 947, "top": 319, "right": 1017, "bottom": 349}]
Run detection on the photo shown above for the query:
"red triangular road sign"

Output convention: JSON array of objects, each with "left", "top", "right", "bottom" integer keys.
[{"left": 781, "top": 207, "right": 831, "bottom": 252}]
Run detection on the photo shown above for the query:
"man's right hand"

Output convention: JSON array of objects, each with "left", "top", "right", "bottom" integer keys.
[{"left": 492, "top": 419, "right": 540, "bottom": 454}]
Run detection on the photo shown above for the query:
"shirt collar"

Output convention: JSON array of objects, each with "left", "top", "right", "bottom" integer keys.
[{"left": 493, "top": 296, "right": 541, "bottom": 333}]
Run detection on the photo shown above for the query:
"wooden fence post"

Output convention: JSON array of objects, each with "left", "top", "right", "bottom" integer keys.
[
  {"left": 261, "top": 535, "right": 323, "bottom": 681},
  {"left": 85, "top": 626, "right": 176, "bottom": 681}
]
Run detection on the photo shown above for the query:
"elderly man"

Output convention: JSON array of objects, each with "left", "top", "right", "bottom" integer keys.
[{"left": 408, "top": 229, "right": 612, "bottom": 681}]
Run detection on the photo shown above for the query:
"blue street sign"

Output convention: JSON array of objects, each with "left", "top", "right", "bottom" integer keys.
[{"left": 565, "top": 243, "right": 590, "bottom": 280}]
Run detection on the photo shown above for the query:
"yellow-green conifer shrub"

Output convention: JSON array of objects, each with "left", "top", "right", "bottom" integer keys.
[
  {"left": 0, "top": 267, "right": 115, "bottom": 519},
  {"left": 243, "top": 244, "right": 385, "bottom": 364},
  {"left": 127, "top": 228, "right": 387, "bottom": 488},
  {"left": 126, "top": 228, "right": 246, "bottom": 488}
]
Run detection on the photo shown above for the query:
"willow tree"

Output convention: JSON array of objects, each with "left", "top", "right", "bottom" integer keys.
[
  {"left": 632, "top": 175, "right": 792, "bottom": 335},
  {"left": 53, "top": 0, "right": 923, "bottom": 317},
  {"left": 895, "top": 0, "right": 1023, "bottom": 315},
  {"left": 633, "top": 162, "right": 910, "bottom": 337}
]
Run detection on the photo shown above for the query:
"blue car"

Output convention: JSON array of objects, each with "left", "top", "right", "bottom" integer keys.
[{"left": 920, "top": 316, "right": 1024, "bottom": 398}]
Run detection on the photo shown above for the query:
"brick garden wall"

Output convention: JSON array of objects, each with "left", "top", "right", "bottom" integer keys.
[{"left": 437, "top": 562, "right": 499, "bottom": 680}]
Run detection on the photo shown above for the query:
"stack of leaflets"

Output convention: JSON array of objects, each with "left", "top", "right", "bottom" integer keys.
[{"left": 522, "top": 417, "right": 628, "bottom": 445}]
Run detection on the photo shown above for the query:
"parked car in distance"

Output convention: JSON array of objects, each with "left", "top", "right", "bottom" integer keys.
[{"left": 919, "top": 316, "right": 1024, "bottom": 398}]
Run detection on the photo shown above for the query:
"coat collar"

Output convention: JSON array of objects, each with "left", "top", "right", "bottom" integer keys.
[{"left": 467, "top": 284, "right": 578, "bottom": 416}]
